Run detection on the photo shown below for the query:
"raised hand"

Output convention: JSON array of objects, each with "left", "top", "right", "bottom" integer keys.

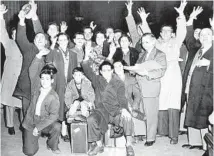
[
  {"left": 189, "top": 6, "right": 203, "bottom": 20},
  {"left": 18, "top": 10, "right": 26, "bottom": 21},
  {"left": 26, "top": 0, "right": 38, "bottom": 19},
  {"left": 90, "top": 21, "right": 97, "bottom": 31},
  {"left": 125, "top": 0, "right": 133, "bottom": 16},
  {"left": 174, "top": 0, "right": 187, "bottom": 15},
  {"left": 137, "top": 7, "right": 150, "bottom": 21},
  {"left": 0, "top": 4, "right": 8, "bottom": 18},
  {"left": 36, "top": 48, "right": 50, "bottom": 58},
  {"left": 60, "top": 21, "right": 68, "bottom": 33}
]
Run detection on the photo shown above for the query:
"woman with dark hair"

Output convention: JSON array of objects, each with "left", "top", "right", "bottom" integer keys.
[{"left": 112, "top": 34, "right": 139, "bottom": 66}]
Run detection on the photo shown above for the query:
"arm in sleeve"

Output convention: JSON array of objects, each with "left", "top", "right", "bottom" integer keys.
[
  {"left": 175, "top": 15, "right": 187, "bottom": 48},
  {"left": 146, "top": 52, "right": 167, "bottom": 80},
  {"left": 36, "top": 96, "right": 60, "bottom": 131},
  {"left": 0, "top": 19, "right": 11, "bottom": 46},
  {"left": 64, "top": 81, "right": 75, "bottom": 109},
  {"left": 125, "top": 15, "right": 140, "bottom": 47},
  {"left": 16, "top": 23, "right": 32, "bottom": 53},
  {"left": 140, "top": 18, "right": 152, "bottom": 34},
  {"left": 81, "top": 60, "right": 98, "bottom": 87},
  {"left": 32, "top": 18, "right": 44, "bottom": 34}
]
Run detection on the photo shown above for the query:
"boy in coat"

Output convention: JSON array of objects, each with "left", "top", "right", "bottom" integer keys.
[{"left": 22, "top": 64, "right": 61, "bottom": 155}]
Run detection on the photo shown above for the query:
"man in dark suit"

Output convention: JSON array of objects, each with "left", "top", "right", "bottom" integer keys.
[{"left": 125, "top": 33, "right": 167, "bottom": 146}]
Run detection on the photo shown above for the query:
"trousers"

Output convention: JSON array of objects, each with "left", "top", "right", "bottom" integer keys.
[
  {"left": 23, "top": 121, "right": 61, "bottom": 156},
  {"left": 87, "top": 111, "right": 134, "bottom": 143}
]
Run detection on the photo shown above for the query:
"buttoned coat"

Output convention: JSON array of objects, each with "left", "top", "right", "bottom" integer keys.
[
  {"left": 184, "top": 46, "right": 213, "bottom": 129},
  {"left": 46, "top": 48, "right": 77, "bottom": 121}
]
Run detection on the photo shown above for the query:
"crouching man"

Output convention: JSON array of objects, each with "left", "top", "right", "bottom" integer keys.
[
  {"left": 82, "top": 49, "right": 135, "bottom": 156},
  {"left": 65, "top": 67, "right": 95, "bottom": 119},
  {"left": 22, "top": 64, "right": 61, "bottom": 155}
]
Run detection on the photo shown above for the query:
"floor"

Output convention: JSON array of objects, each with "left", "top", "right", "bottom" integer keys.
[{"left": 1, "top": 108, "right": 204, "bottom": 156}]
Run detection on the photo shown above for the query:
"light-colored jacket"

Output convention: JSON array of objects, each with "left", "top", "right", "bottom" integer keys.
[
  {"left": 64, "top": 77, "right": 95, "bottom": 109},
  {"left": 0, "top": 19, "right": 22, "bottom": 107}
]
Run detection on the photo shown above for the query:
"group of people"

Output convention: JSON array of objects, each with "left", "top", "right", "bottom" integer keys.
[{"left": 0, "top": 0, "right": 213, "bottom": 156}]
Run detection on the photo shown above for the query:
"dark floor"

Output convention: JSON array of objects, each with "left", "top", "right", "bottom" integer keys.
[{"left": 1, "top": 108, "right": 204, "bottom": 156}]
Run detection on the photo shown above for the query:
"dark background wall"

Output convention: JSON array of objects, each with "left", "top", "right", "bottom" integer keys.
[{"left": 1, "top": 1, "right": 213, "bottom": 77}]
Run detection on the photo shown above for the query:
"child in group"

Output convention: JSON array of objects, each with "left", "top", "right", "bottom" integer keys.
[
  {"left": 65, "top": 67, "right": 95, "bottom": 120},
  {"left": 22, "top": 64, "right": 61, "bottom": 155}
]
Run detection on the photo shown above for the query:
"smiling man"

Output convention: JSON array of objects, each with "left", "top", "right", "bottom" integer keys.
[{"left": 81, "top": 49, "right": 135, "bottom": 156}]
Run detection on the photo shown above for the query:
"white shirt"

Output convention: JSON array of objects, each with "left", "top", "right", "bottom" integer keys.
[{"left": 35, "top": 87, "right": 51, "bottom": 116}]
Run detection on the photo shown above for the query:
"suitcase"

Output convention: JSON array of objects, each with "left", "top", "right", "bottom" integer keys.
[{"left": 70, "top": 122, "right": 88, "bottom": 154}]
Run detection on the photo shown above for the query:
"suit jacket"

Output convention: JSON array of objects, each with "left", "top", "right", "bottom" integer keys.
[
  {"left": 46, "top": 48, "right": 77, "bottom": 121},
  {"left": 22, "top": 89, "right": 60, "bottom": 131},
  {"left": 136, "top": 47, "right": 167, "bottom": 97}
]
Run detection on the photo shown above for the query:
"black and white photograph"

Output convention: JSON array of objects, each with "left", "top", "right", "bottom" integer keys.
[{"left": 0, "top": 0, "right": 213, "bottom": 155}]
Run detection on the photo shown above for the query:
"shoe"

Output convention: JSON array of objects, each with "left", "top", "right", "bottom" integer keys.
[
  {"left": 179, "top": 131, "right": 187, "bottom": 135},
  {"left": 182, "top": 144, "right": 191, "bottom": 148},
  {"left": 202, "top": 151, "right": 209, "bottom": 156},
  {"left": 170, "top": 138, "right": 178, "bottom": 145},
  {"left": 87, "top": 142, "right": 97, "bottom": 154},
  {"left": 144, "top": 141, "right": 155, "bottom": 146},
  {"left": 126, "top": 145, "right": 135, "bottom": 156},
  {"left": 88, "top": 145, "right": 104, "bottom": 156},
  {"left": 47, "top": 145, "right": 61, "bottom": 154},
  {"left": 61, "top": 135, "right": 70, "bottom": 142},
  {"left": 189, "top": 145, "right": 203, "bottom": 150},
  {"left": 8, "top": 127, "right": 15, "bottom": 135}
]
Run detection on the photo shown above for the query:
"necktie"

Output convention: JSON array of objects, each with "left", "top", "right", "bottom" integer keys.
[{"left": 198, "top": 48, "right": 203, "bottom": 59}]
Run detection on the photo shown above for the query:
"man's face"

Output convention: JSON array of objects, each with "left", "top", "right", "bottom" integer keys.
[
  {"left": 96, "top": 33, "right": 105, "bottom": 46},
  {"left": 74, "top": 34, "right": 85, "bottom": 47},
  {"left": 57, "top": 35, "right": 69, "bottom": 48},
  {"left": 141, "top": 36, "right": 155, "bottom": 51},
  {"left": 194, "top": 28, "right": 202, "bottom": 40},
  {"left": 114, "top": 32, "right": 122, "bottom": 43},
  {"left": 113, "top": 62, "right": 123, "bottom": 75},
  {"left": 120, "top": 36, "right": 130, "bottom": 49},
  {"left": 47, "top": 25, "right": 59, "bottom": 37},
  {"left": 40, "top": 74, "right": 53, "bottom": 89},
  {"left": 100, "top": 65, "right": 113, "bottom": 80},
  {"left": 106, "top": 28, "right": 114, "bottom": 37},
  {"left": 34, "top": 33, "right": 47, "bottom": 48},
  {"left": 73, "top": 71, "right": 84, "bottom": 84},
  {"left": 160, "top": 26, "right": 173, "bottom": 41},
  {"left": 84, "top": 28, "right": 93, "bottom": 41},
  {"left": 199, "top": 28, "right": 213, "bottom": 46}
]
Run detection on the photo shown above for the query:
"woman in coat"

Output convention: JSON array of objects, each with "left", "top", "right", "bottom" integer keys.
[{"left": 0, "top": 4, "right": 22, "bottom": 135}]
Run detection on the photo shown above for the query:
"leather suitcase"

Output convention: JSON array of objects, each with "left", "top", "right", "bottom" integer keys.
[{"left": 70, "top": 122, "right": 88, "bottom": 154}]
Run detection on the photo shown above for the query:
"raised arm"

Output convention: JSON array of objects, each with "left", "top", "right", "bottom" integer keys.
[
  {"left": 125, "top": 0, "right": 140, "bottom": 47},
  {"left": 186, "top": 6, "right": 203, "bottom": 40},
  {"left": 174, "top": 0, "right": 187, "bottom": 47},
  {"left": 30, "top": 0, "right": 44, "bottom": 34},
  {"left": 16, "top": 10, "right": 32, "bottom": 53},
  {"left": 0, "top": 4, "right": 10, "bottom": 46},
  {"left": 81, "top": 47, "right": 98, "bottom": 87},
  {"left": 137, "top": 7, "right": 151, "bottom": 34}
]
